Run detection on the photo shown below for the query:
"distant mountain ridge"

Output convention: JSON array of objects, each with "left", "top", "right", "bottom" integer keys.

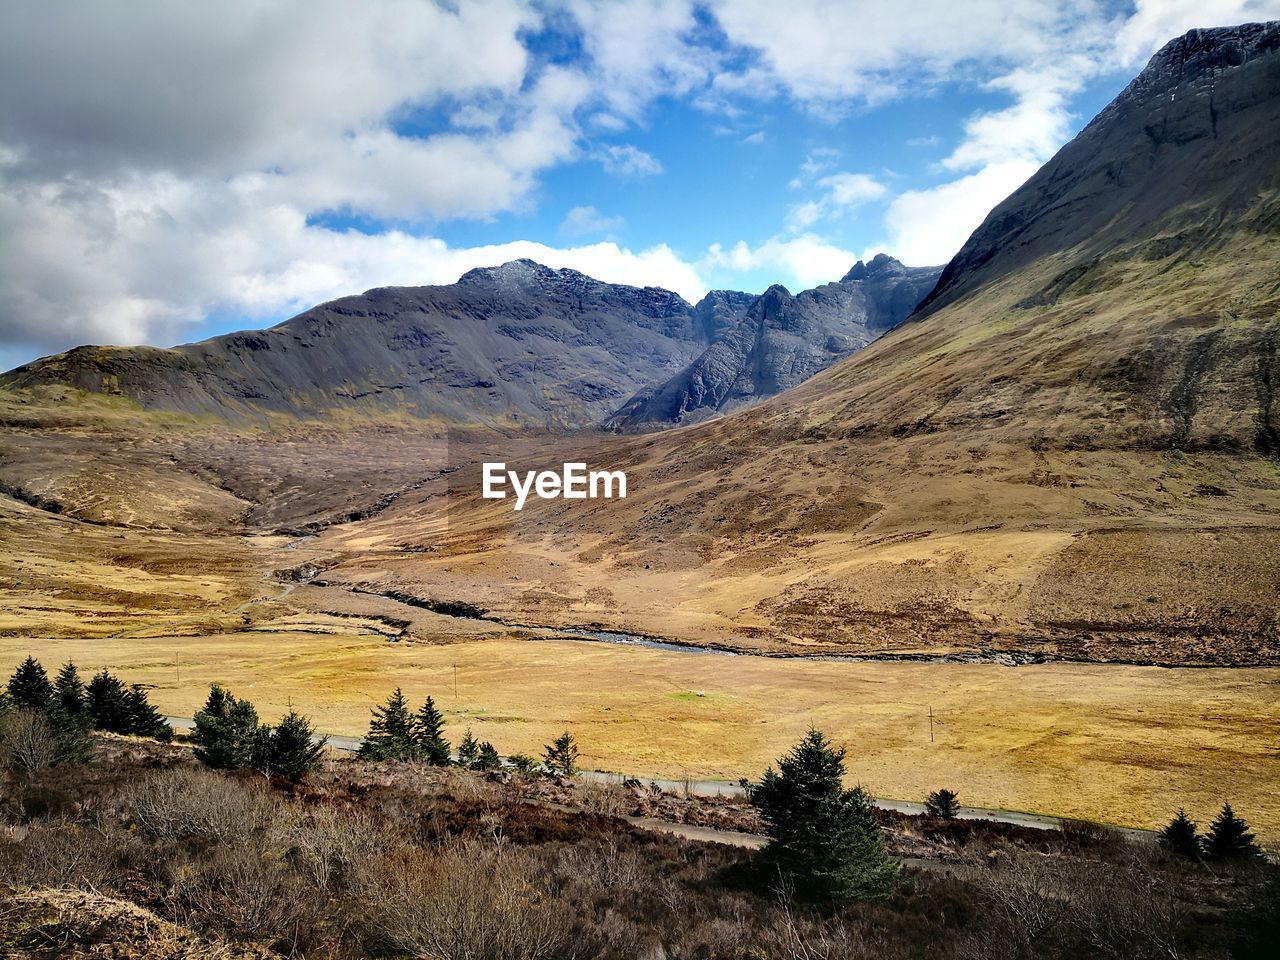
[
  {"left": 1, "top": 255, "right": 939, "bottom": 431},
  {"left": 607, "top": 254, "right": 941, "bottom": 428},
  {"left": 1, "top": 260, "right": 713, "bottom": 429}
]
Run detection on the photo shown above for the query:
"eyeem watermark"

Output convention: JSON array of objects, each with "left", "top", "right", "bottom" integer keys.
[{"left": 483, "top": 462, "right": 626, "bottom": 511}]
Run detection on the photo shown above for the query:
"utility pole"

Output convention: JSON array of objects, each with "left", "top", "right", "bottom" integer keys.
[
  {"left": 928, "top": 705, "right": 934, "bottom": 743},
  {"left": 453, "top": 663, "right": 458, "bottom": 700}
]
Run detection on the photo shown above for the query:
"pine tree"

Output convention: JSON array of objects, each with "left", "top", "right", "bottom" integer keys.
[
  {"left": 476, "top": 741, "right": 502, "bottom": 771},
  {"left": 193, "top": 685, "right": 262, "bottom": 769},
  {"left": 124, "top": 684, "right": 173, "bottom": 740},
  {"left": 542, "top": 731, "right": 579, "bottom": 777},
  {"left": 0, "top": 688, "right": 11, "bottom": 718},
  {"left": 47, "top": 662, "right": 93, "bottom": 765},
  {"left": 54, "top": 663, "right": 87, "bottom": 718},
  {"left": 7, "top": 656, "right": 53, "bottom": 711},
  {"left": 86, "top": 670, "right": 131, "bottom": 733},
  {"left": 1203, "top": 803, "right": 1260, "bottom": 862},
  {"left": 925, "top": 788, "right": 960, "bottom": 819},
  {"left": 413, "top": 696, "right": 451, "bottom": 765},
  {"left": 457, "top": 727, "right": 480, "bottom": 768},
  {"left": 752, "top": 729, "right": 899, "bottom": 903},
  {"left": 1159, "top": 808, "right": 1200, "bottom": 861},
  {"left": 46, "top": 704, "right": 93, "bottom": 765},
  {"left": 258, "top": 709, "right": 326, "bottom": 783},
  {"left": 359, "top": 687, "right": 417, "bottom": 761}
]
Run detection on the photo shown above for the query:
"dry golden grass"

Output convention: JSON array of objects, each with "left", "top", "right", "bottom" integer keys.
[{"left": 3, "top": 628, "right": 1276, "bottom": 842}]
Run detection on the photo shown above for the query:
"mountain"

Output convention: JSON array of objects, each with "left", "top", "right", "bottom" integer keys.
[
  {"left": 1, "top": 255, "right": 937, "bottom": 433},
  {"left": 607, "top": 255, "right": 941, "bottom": 428},
  {"left": 330, "top": 23, "right": 1280, "bottom": 665},
  {"left": 0, "top": 260, "right": 715, "bottom": 430}
]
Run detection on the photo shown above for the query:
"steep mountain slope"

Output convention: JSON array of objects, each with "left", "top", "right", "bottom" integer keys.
[
  {"left": 0, "top": 260, "right": 712, "bottom": 430},
  {"left": 824, "top": 20, "right": 1280, "bottom": 453},
  {"left": 323, "top": 23, "right": 1280, "bottom": 664},
  {"left": 608, "top": 255, "right": 941, "bottom": 428}
]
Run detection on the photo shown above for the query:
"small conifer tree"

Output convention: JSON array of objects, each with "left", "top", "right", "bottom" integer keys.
[
  {"left": 359, "top": 687, "right": 417, "bottom": 761},
  {"left": 86, "top": 670, "right": 131, "bottom": 733},
  {"left": 475, "top": 741, "right": 502, "bottom": 771},
  {"left": 7, "top": 656, "right": 53, "bottom": 711},
  {"left": 1159, "top": 808, "right": 1200, "bottom": 860},
  {"left": 54, "top": 663, "right": 87, "bottom": 718},
  {"left": 925, "top": 788, "right": 960, "bottom": 819},
  {"left": 414, "top": 696, "right": 451, "bottom": 765},
  {"left": 193, "top": 684, "right": 262, "bottom": 769},
  {"left": 259, "top": 709, "right": 326, "bottom": 783},
  {"left": 543, "top": 731, "right": 579, "bottom": 777},
  {"left": 457, "top": 727, "right": 480, "bottom": 768},
  {"left": 1203, "top": 803, "right": 1260, "bottom": 862},
  {"left": 124, "top": 684, "right": 173, "bottom": 740},
  {"left": 752, "top": 729, "right": 899, "bottom": 903}
]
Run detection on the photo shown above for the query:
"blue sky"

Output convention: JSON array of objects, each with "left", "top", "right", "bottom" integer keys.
[{"left": 3, "top": 0, "right": 1280, "bottom": 370}]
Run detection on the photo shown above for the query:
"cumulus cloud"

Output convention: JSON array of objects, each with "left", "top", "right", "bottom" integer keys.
[
  {"left": 882, "top": 160, "right": 1041, "bottom": 266},
  {"left": 701, "top": 235, "right": 859, "bottom": 291},
  {"left": 0, "top": 173, "right": 708, "bottom": 356},
  {"left": 565, "top": 0, "right": 716, "bottom": 118},
  {"left": 707, "top": 0, "right": 1092, "bottom": 107}
]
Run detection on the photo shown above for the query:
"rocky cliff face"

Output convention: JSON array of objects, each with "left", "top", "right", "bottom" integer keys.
[{"left": 606, "top": 255, "right": 941, "bottom": 428}]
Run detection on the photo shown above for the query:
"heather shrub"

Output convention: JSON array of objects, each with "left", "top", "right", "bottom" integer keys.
[
  {"left": 119, "top": 766, "right": 273, "bottom": 845},
  {"left": 354, "top": 839, "right": 573, "bottom": 960}
]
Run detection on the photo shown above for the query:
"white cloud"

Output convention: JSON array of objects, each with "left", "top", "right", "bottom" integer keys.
[
  {"left": 707, "top": 0, "right": 1093, "bottom": 107},
  {"left": 559, "top": 205, "right": 626, "bottom": 237},
  {"left": 0, "top": 170, "right": 709, "bottom": 354},
  {"left": 821, "top": 172, "right": 888, "bottom": 206},
  {"left": 701, "top": 235, "right": 858, "bottom": 290},
  {"left": 565, "top": 0, "right": 714, "bottom": 118},
  {"left": 742, "top": 130, "right": 766, "bottom": 145},
  {"left": 883, "top": 160, "right": 1040, "bottom": 266},
  {"left": 786, "top": 171, "right": 886, "bottom": 232},
  {"left": 0, "top": 0, "right": 539, "bottom": 181},
  {"left": 874, "top": 58, "right": 1089, "bottom": 262},
  {"left": 593, "top": 144, "right": 665, "bottom": 177}
]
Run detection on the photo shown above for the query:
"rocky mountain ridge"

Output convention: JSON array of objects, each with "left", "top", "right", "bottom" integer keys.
[
  {"left": 1, "top": 256, "right": 939, "bottom": 431},
  {"left": 607, "top": 254, "right": 942, "bottom": 428}
]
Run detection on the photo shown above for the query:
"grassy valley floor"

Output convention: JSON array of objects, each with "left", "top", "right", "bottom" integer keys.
[{"left": 1, "top": 630, "right": 1276, "bottom": 844}]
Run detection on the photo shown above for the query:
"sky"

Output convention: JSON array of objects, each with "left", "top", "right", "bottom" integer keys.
[{"left": 2, "top": 0, "right": 1280, "bottom": 370}]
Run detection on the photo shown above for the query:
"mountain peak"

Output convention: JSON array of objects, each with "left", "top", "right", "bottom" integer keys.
[
  {"left": 457, "top": 259, "right": 580, "bottom": 288},
  {"left": 1148, "top": 21, "right": 1279, "bottom": 80},
  {"left": 841, "top": 253, "right": 902, "bottom": 283},
  {"left": 920, "top": 19, "right": 1280, "bottom": 316}
]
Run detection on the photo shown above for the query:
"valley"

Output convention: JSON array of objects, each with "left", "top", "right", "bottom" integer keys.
[{"left": 2, "top": 22, "right": 1279, "bottom": 856}]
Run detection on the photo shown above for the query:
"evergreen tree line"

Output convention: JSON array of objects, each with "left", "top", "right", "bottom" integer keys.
[
  {"left": 1, "top": 657, "right": 172, "bottom": 767},
  {"left": 191, "top": 684, "right": 326, "bottom": 783},
  {"left": 354, "top": 686, "right": 580, "bottom": 776},
  {"left": 1159, "top": 804, "right": 1262, "bottom": 863}
]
